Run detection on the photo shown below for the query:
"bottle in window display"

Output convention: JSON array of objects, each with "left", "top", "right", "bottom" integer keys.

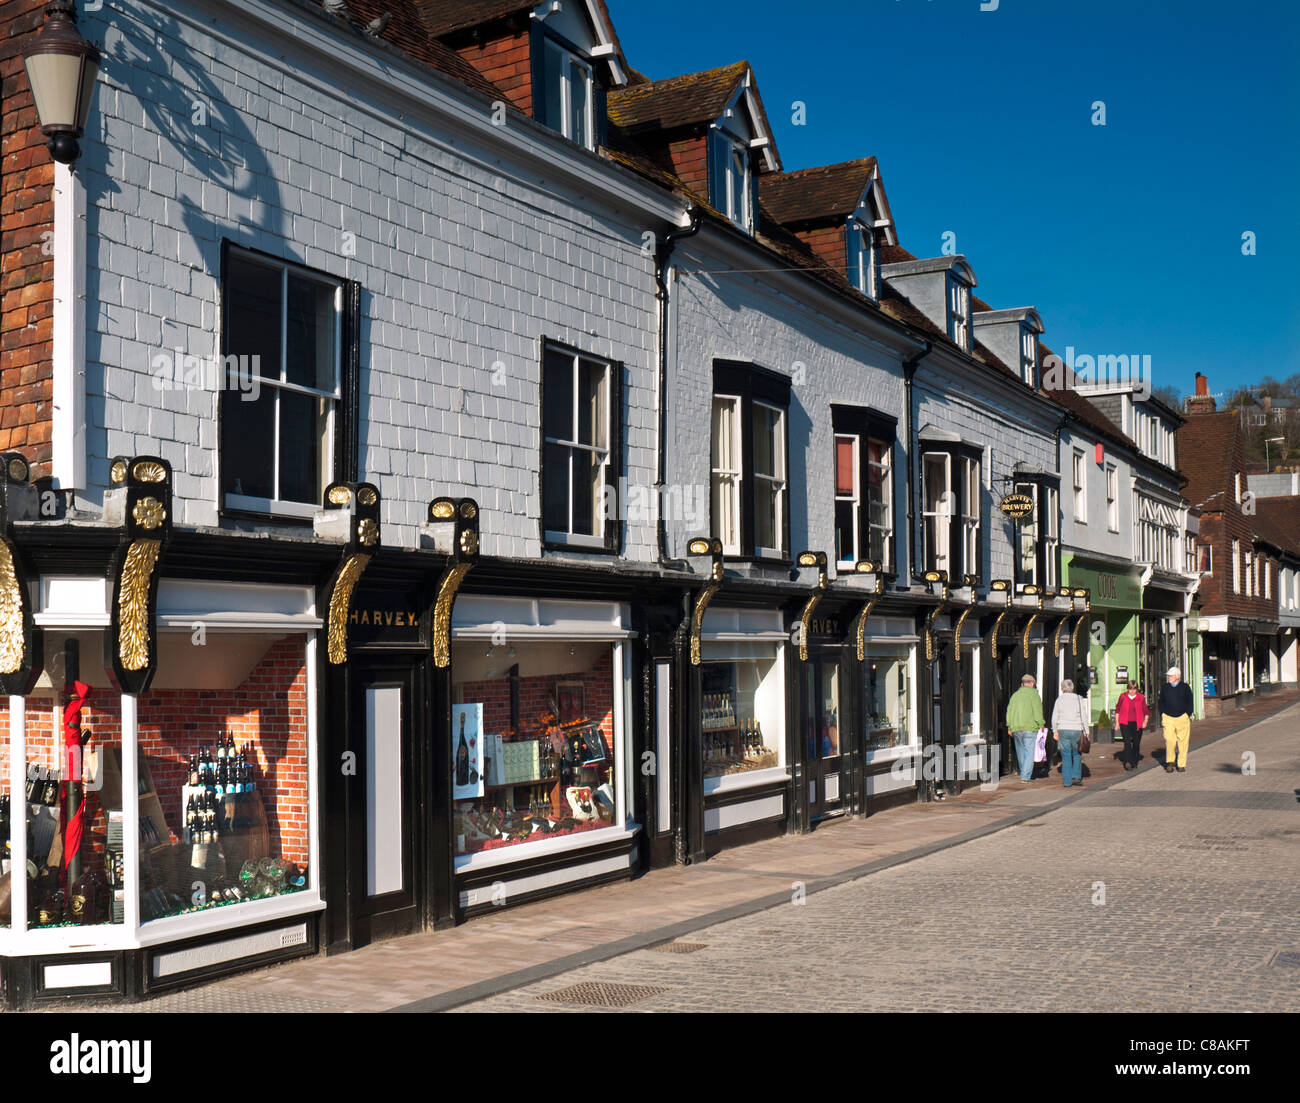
[{"left": 456, "top": 713, "right": 470, "bottom": 787}]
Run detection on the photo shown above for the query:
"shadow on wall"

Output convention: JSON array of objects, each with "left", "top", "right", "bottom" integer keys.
[{"left": 80, "top": 4, "right": 286, "bottom": 502}]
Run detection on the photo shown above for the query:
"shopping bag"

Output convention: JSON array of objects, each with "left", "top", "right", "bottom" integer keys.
[{"left": 1033, "top": 728, "right": 1048, "bottom": 763}]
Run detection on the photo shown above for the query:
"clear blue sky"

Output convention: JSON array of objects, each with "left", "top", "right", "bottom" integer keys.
[{"left": 609, "top": 0, "right": 1300, "bottom": 401}]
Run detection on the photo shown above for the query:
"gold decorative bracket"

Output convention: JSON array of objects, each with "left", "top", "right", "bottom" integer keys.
[
  {"left": 795, "top": 551, "right": 828, "bottom": 662},
  {"left": 0, "top": 452, "right": 41, "bottom": 694},
  {"left": 953, "top": 605, "right": 974, "bottom": 659},
  {"left": 320, "top": 480, "right": 383, "bottom": 666},
  {"left": 990, "top": 609, "right": 1009, "bottom": 662},
  {"left": 1071, "top": 607, "right": 1090, "bottom": 656},
  {"left": 1022, "top": 612, "right": 1040, "bottom": 659},
  {"left": 853, "top": 597, "right": 881, "bottom": 662},
  {"left": 429, "top": 497, "right": 480, "bottom": 668},
  {"left": 1053, "top": 615, "right": 1068, "bottom": 658},
  {"left": 107, "top": 455, "right": 172, "bottom": 693},
  {"left": 687, "top": 537, "right": 723, "bottom": 666},
  {"left": 924, "top": 602, "right": 946, "bottom": 662}
]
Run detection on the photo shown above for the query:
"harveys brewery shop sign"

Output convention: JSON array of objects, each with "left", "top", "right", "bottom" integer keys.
[
  {"left": 347, "top": 590, "right": 424, "bottom": 646},
  {"left": 998, "top": 492, "right": 1036, "bottom": 520}
]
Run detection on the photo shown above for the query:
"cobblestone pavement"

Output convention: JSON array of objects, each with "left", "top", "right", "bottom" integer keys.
[{"left": 452, "top": 704, "right": 1300, "bottom": 1013}]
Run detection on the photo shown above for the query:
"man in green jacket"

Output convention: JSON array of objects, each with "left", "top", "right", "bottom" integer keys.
[{"left": 1006, "top": 673, "right": 1045, "bottom": 783}]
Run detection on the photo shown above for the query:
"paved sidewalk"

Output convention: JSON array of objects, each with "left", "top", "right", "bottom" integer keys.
[{"left": 60, "top": 688, "right": 1299, "bottom": 1013}]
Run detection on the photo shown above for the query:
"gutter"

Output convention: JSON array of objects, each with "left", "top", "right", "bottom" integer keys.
[
  {"left": 902, "top": 342, "right": 932, "bottom": 581},
  {"left": 654, "top": 206, "right": 704, "bottom": 563}
]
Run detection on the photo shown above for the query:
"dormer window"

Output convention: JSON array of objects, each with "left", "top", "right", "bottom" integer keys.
[
  {"left": 947, "top": 276, "right": 970, "bottom": 350},
  {"left": 1021, "top": 326, "right": 1038, "bottom": 386},
  {"left": 847, "top": 218, "right": 878, "bottom": 300},
  {"left": 539, "top": 36, "right": 595, "bottom": 149},
  {"left": 710, "top": 124, "right": 753, "bottom": 233}
]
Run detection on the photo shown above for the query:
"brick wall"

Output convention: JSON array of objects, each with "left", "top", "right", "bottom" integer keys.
[
  {"left": 450, "top": 24, "right": 532, "bottom": 113},
  {"left": 0, "top": 0, "right": 54, "bottom": 473},
  {"left": 0, "top": 635, "right": 309, "bottom": 870},
  {"left": 792, "top": 224, "right": 844, "bottom": 275},
  {"left": 666, "top": 133, "right": 708, "bottom": 197}
]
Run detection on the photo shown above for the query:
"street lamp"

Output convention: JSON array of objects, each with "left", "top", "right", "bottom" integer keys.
[
  {"left": 21, "top": 2, "right": 100, "bottom": 165},
  {"left": 1265, "top": 436, "right": 1285, "bottom": 471}
]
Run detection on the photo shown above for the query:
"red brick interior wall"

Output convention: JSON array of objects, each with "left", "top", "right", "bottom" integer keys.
[
  {"left": 0, "top": 635, "right": 309, "bottom": 869},
  {"left": 0, "top": 0, "right": 55, "bottom": 473},
  {"left": 452, "top": 25, "right": 532, "bottom": 114},
  {"left": 454, "top": 649, "right": 615, "bottom": 747}
]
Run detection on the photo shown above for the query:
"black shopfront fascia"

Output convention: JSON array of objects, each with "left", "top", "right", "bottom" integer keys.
[
  {"left": 830, "top": 405, "right": 898, "bottom": 573},
  {"left": 713, "top": 360, "right": 793, "bottom": 564},
  {"left": 918, "top": 441, "right": 983, "bottom": 581}
]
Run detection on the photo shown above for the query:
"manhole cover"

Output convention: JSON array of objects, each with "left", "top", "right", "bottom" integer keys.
[
  {"left": 536, "top": 982, "right": 670, "bottom": 1007},
  {"left": 649, "top": 941, "right": 708, "bottom": 954},
  {"left": 1270, "top": 951, "right": 1300, "bottom": 969}
]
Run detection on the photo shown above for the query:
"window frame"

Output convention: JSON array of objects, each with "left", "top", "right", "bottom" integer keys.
[
  {"left": 1012, "top": 473, "right": 1061, "bottom": 589},
  {"left": 710, "top": 361, "right": 792, "bottom": 562},
  {"left": 919, "top": 442, "right": 982, "bottom": 582},
  {"left": 531, "top": 24, "right": 601, "bottom": 151},
  {"left": 1232, "top": 539, "right": 1240, "bottom": 593},
  {"left": 1021, "top": 326, "right": 1038, "bottom": 387},
  {"left": 1105, "top": 463, "right": 1119, "bottom": 532},
  {"left": 831, "top": 406, "right": 897, "bottom": 573},
  {"left": 946, "top": 274, "right": 970, "bottom": 350},
  {"left": 708, "top": 121, "right": 754, "bottom": 235},
  {"left": 540, "top": 337, "right": 624, "bottom": 554},
  {"left": 218, "top": 240, "right": 358, "bottom": 522},
  {"left": 1072, "top": 449, "right": 1088, "bottom": 524},
  {"left": 845, "top": 217, "right": 879, "bottom": 300}
]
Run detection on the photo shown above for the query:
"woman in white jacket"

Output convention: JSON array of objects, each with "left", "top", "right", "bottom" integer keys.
[{"left": 1050, "top": 679, "right": 1090, "bottom": 789}]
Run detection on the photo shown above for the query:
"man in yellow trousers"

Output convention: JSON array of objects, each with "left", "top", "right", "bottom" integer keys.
[{"left": 1158, "top": 666, "right": 1194, "bottom": 773}]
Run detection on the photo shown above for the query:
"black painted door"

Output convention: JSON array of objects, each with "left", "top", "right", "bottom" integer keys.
[{"left": 802, "top": 655, "right": 844, "bottom": 820}]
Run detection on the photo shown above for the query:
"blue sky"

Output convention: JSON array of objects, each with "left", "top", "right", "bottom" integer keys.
[{"left": 609, "top": 0, "right": 1300, "bottom": 401}]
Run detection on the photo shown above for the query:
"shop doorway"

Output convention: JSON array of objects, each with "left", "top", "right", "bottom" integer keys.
[
  {"left": 348, "top": 657, "right": 423, "bottom": 946},
  {"left": 801, "top": 654, "right": 844, "bottom": 820},
  {"left": 925, "top": 638, "right": 959, "bottom": 795},
  {"left": 991, "top": 635, "right": 1032, "bottom": 778}
]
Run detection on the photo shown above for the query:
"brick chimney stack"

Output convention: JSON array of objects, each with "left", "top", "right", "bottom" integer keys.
[{"left": 1185, "top": 371, "right": 1216, "bottom": 415}]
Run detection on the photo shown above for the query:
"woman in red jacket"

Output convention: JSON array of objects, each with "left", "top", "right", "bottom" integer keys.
[{"left": 1115, "top": 681, "right": 1149, "bottom": 770}]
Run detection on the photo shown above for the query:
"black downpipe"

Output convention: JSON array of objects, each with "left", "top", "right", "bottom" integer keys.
[
  {"left": 903, "top": 343, "right": 931, "bottom": 582},
  {"left": 654, "top": 208, "right": 704, "bottom": 563}
]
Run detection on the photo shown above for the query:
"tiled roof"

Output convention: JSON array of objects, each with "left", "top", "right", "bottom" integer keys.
[
  {"left": 1177, "top": 412, "right": 1242, "bottom": 511},
  {"left": 1254, "top": 497, "right": 1300, "bottom": 557},
  {"left": 415, "top": 0, "right": 533, "bottom": 36},
  {"left": 760, "top": 158, "right": 879, "bottom": 226},
  {"left": 312, "top": 0, "right": 509, "bottom": 100},
  {"left": 607, "top": 61, "right": 750, "bottom": 133}
]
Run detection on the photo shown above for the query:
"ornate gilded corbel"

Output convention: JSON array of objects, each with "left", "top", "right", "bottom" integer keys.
[
  {"left": 794, "top": 550, "right": 828, "bottom": 662},
  {"left": 0, "top": 452, "right": 42, "bottom": 695},
  {"left": 850, "top": 560, "right": 884, "bottom": 662},
  {"left": 923, "top": 602, "right": 946, "bottom": 662},
  {"left": 952, "top": 605, "right": 974, "bottom": 659},
  {"left": 1022, "top": 613, "right": 1040, "bottom": 659},
  {"left": 1053, "top": 614, "right": 1069, "bottom": 658},
  {"left": 988, "top": 580, "right": 1011, "bottom": 661},
  {"left": 429, "top": 497, "right": 479, "bottom": 668},
  {"left": 687, "top": 537, "right": 723, "bottom": 666},
  {"left": 1071, "top": 589, "right": 1092, "bottom": 656},
  {"left": 106, "top": 456, "right": 171, "bottom": 693},
  {"left": 319, "top": 480, "right": 382, "bottom": 665}
]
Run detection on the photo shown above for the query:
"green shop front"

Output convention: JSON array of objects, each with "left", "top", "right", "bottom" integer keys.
[{"left": 1061, "top": 556, "right": 1142, "bottom": 724}]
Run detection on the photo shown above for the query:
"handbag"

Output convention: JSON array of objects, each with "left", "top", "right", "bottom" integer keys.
[
  {"left": 1076, "top": 695, "right": 1091, "bottom": 754},
  {"left": 1033, "top": 728, "right": 1047, "bottom": 763}
]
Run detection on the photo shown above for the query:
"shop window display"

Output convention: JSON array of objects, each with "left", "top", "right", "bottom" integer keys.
[
  {"left": 699, "top": 646, "right": 783, "bottom": 782},
  {"left": 452, "top": 642, "right": 620, "bottom": 857},
  {"left": 0, "top": 666, "right": 122, "bottom": 930},
  {"left": 864, "top": 646, "right": 912, "bottom": 752},
  {"left": 131, "top": 633, "right": 310, "bottom": 922},
  {"left": 958, "top": 647, "right": 978, "bottom": 737}
]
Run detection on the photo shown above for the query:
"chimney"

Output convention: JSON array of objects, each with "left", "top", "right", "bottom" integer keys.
[{"left": 1186, "top": 371, "right": 1216, "bottom": 415}]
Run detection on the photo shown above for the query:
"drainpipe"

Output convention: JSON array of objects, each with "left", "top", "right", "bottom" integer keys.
[
  {"left": 903, "top": 343, "right": 931, "bottom": 581},
  {"left": 654, "top": 206, "right": 703, "bottom": 563}
]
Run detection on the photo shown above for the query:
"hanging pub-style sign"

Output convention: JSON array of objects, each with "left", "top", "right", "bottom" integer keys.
[{"left": 998, "top": 492, "right": 1036, "bottom": 519}]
